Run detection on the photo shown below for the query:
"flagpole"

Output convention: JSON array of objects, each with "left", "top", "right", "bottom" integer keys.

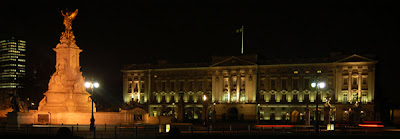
[{"left": 241, "top": 25, "right": 244, "bottom": 54}]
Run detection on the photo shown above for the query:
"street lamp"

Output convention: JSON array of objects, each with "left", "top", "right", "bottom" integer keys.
[
  {"left": 311, "top": 81, "right": 325, "bottom": 134},
  {"left": 203, "top": 95, "right": 207, "bottom": 126},
  {"left": 85, "top": 81, "right": 99, "bottom": 131}
]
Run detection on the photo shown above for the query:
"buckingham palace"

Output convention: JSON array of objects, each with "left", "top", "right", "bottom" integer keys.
[{"left": 121, "top": 54, "right": 377, "bottom": 124}]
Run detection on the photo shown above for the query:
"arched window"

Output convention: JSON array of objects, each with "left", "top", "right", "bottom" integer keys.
[
  {"left": 223, "top": 93, "right": 229, "bottom": 102},
  {"left": 231, "top": 94, "right": 237, "bottom": 102},
  {"left": 240, "top": 94, "right": 246, "bottom": 102}
]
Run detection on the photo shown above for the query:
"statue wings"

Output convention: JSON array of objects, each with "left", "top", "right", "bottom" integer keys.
[
  {"left": 61, "top": 9, "right": 78, "bottom": 20},
  {"left": 69, "top": 9, "right": 78, "bottom": 20}
]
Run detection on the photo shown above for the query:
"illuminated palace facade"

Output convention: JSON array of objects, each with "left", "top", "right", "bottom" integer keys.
[{"left": 121, "top": 54, "right": 377, "bottom": 123}]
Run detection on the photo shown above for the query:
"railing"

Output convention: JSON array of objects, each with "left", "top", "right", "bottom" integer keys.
[{"left": 0, "top": 123, "right": 390, "bottom": 138}]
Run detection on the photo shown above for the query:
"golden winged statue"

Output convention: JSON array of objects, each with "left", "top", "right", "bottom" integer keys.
[
  {"left": 60, "top": 9, "right": 78, "bottom": 44},
  {"left": 61, "top": 9, "right": 78, "bottom": 31}
]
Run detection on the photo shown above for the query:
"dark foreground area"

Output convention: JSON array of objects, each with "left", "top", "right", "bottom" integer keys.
[
  {"left": 2, "top": 134, "right": 400, "bottom": 139},
  {"left": 1, "top": 124, "right": 400, "bottom": 139}
]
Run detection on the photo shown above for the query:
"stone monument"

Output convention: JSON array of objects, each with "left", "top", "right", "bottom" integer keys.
[
  {"left": 38, "top": 9, "right": 95, "bottom": 113},
  {"left": 8, "top": 9, "right": 163, "bottom": 126}
]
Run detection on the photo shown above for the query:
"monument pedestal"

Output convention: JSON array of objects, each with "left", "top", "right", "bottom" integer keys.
[
  {"left": 39, "top": 91, "right": 94, "bottom": 113},
  {"left": 6, "top": 112, "right": 19, "bottom": 125},
  {"left": 38, "top": 33, "right": 94, "bottom": 113}
]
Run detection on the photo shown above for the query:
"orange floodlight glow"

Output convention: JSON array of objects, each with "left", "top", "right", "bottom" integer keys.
[
  {"left": 255, "top": 125, "right": 294, "bottom": 128},
  {"left": 358, "top": 124, "right": 384, "bottom": 127}
]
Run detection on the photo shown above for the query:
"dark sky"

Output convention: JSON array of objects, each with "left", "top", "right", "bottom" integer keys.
[{"left": 0, "top": 1, "right": 398, "bottom": 107}]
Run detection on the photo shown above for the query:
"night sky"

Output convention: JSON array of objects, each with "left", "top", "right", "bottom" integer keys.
[{"left": 0, "top": 1, "right": 398, "bottom": 108}]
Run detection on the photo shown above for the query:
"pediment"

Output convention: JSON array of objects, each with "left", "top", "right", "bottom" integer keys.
[
  {"left": 335, "top": 54, "right": 375, "bottom": 63},
  {"left": 210, "top": 56, "right": 257, "bottom": 67}
]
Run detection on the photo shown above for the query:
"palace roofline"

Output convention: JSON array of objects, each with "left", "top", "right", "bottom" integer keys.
[{"left": 121, "top": 54, "right": 377, "bottom": 71}]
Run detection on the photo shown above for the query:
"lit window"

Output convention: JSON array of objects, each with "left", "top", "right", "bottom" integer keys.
[
  {"left": 231, "top": 94, "right": 237, "bottom": 102},
  {"left": 240, "top": 94, "right": 246, "bottom": 102},
  {"left": 223, "top": 93, "right": 228, "bottom": 102}
]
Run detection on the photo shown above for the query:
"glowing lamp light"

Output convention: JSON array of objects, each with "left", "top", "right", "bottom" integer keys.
[
  {"left": 311, "top": 82, "right": 317, "bottom": 88},
  {"left": 311, "top": 82, "right": 325, "bottom": 89},
  {"left": 166, "top": 124, "right": 170, "bottom": 132},
  {"left": 85, "top": 82, "right": 100, "bottom": 88},
  {"left": 85, "top": 82, "right": 92, "bottom": 88},
  {"left": 318, "top": 82, "right": 326, "bottom": 89},
  {"left": 203, "top": 95, "right": 207, "bottom": 101},
  {"left": 93, "top": 82, "right": 99, "bottom": 88}
]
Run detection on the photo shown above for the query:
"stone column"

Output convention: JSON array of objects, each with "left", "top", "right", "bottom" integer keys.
[
  {"left": 358, "top": 71, "right": 362, "bottom": 102},
  {"left": 122, "top": 74, "right": 129, "bottom": 103},
  {"left": 368, "top": 66, "right": 375, "bottom": 102},
  {"left": 348, "top": 70, "right": 352, "bottom": 103}
]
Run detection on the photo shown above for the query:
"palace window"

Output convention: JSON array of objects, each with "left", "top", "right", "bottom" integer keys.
[
  {"left": 271, "top": 79, "right": 276, "bottom": 90},
  {"left": 293, "top": 94, "right": 298, "bottom": 102},
  {"left": 180, "top": 82, "right": 184, "bottom": 91},
  {"left": 223, "top": 93, "right": 229, "bottom": 102},
  {"left": 134, "top": 83, "right": 138, "bottom": 92},
  {"left": 343, "top": 93, "right": 348, "bottom": 104},
  {"left": 362, "top": 93, "right": 367, "bottom": 104},
  {"left": 293, "top": 79, "right": 299, "bottom": 90},
  {"left": 240, "top": 94, "right": 246, "bottom": 102},
  {"left": 232, "top": 77, "right": 237, "bottom": 89},
  {"left": 188, "top": 95, "right": 193, "bottom": 103},
  {"left": 362, "top": 78, "right": 368, "bottom": 90},
  {"left": 199, "top": 82, "right": 203, "bottom": 90},
  {"left": 260, "top": 79, "right": 265, "bottom": 89},
  {"left": 270, "top": 94, "right": 276, "bottom": 102},
  {"left": 189, "top": 82, "right": 194, "bottom": 91},
  {"left": 241, "top": 77, "right": 245, "bottom": 89},
  {"left": 231, "top": 94, "right": 237, "bottom": 102},
  {"left": 281, "top": 94, "right": 287, "bottom": 102},
  {"left": 282, "top": 79, "right": 287, "bottom": 90},
  {"left": 171, "top": 82, "right": 175, "bottom": 91},
  {"left": 352, "top": 77, "right": 358, "bottom": 89},
  {"left": 304, "top": 78, "right": 310, "bottom": 90},
  {"left": 128, "top": 81, "right": 132, "bottom": 93},
  {"left": 362, "top": 78, "right": 367, "bottom": 85},
  {"left": 343, "top": 78, "right": 348, "bottom": 89},
  {"left": 162, "top": 82, "right": 166, "bottom": 91},
  {"left": 304, "top": 94, "right": 309, "bottom": 102}
]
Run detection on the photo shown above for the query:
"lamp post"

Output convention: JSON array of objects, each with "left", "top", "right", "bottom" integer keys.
[
  {"left": 203, "top": 95, "right": 207, "bottom": 126},
  {"left": 177, "top": 92, "right": 184, "bottom": 122},
  {"left": 85, "top": 81, "right": 99, "bottom": 131},
  {"left": 311, "top": 80, "right": 325, "bottom": 134},
  {"left": 212, "top": 102, "right": 216, "bottom": 123}
]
